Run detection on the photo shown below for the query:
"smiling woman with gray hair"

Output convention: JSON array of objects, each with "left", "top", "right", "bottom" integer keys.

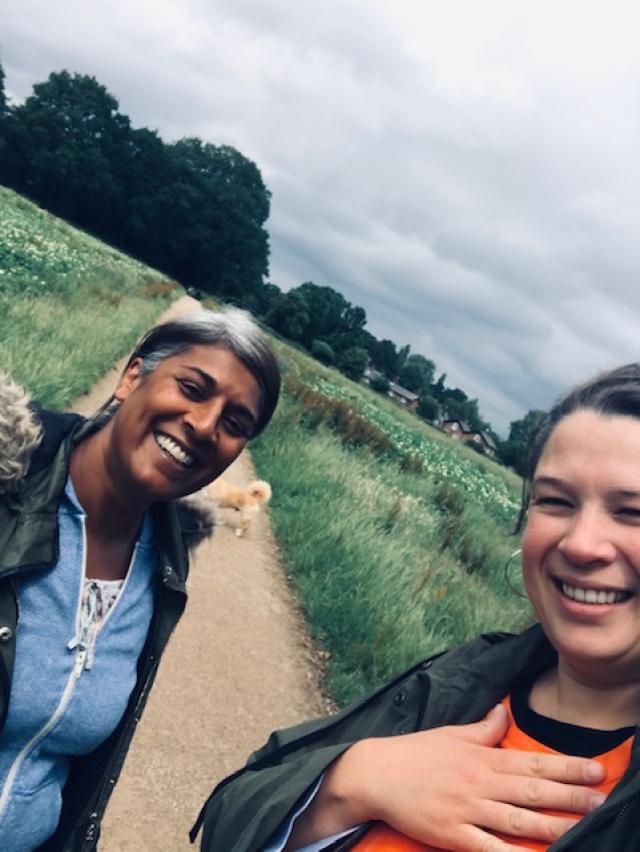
[{"left": 0, "top": 306, "right": 280, "bottom": 852}]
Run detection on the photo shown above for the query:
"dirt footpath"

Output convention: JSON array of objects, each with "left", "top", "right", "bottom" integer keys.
[{"left": 73, "top": 297, "right": 328, "bottom": 850}]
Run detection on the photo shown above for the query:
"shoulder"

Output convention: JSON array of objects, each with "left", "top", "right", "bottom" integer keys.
[
  {"left": 27, "top": 406, "right": 84, "bottom": 476},
  {"left": 173, "top": 494, "right": 215, "bottom": 553}
]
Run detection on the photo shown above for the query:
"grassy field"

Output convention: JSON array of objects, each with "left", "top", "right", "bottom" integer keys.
[
  {"left": 1, "top": 184, "right": 532, "bottom": 708},
  {"left": 0, "top": 186, "right": 178, "bottom": 409},
  {"left": 250, "top": 341, "right": 533, "bottom": 705}
]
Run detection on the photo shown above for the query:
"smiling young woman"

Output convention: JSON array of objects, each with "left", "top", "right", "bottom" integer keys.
[
  {"left": 193, "top": 364, "right": 640, "bottom": 852},
  {"left": 0, "top": 307, "right": 280, "bottom": 851},
  {"left": 524, "top": 410, "right": 640, "bottom": 729}
]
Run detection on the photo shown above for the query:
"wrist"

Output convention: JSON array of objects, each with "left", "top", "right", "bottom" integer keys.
[{"left": 324, "top": 739, "right": 378, "bottom": 826}]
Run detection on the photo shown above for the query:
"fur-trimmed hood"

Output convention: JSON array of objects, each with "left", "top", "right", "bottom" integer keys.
[{"left": 0, "top": 373, "right": 42, "bottom": 494}]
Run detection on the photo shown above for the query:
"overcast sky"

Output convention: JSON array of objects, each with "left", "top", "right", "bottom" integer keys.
[{"left": 3, "top": 0, "right": 640, "bottom": 434}]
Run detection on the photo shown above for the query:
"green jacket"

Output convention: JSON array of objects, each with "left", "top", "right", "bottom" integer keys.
[
  {"left": 193, "top": 625, "right": 640, "bottom": 852},
  {"left": 0, "top": 411, "right": 190, "bottom": 851}
]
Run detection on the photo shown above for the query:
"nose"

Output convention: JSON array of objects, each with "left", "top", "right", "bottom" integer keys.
[
  {"left": 557, "top": 508, "right": 617, "bottom": 567},
  {"left": 183, "top": 401, "right": 223, "bottom": 443}
]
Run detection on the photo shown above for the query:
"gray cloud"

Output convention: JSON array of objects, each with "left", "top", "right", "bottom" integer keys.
[{"left": 3, "top": 0, "right": 640, "bottom": 433}]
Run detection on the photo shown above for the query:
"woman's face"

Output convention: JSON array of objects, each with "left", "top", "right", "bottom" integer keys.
[
  {"left": 522, "top": 409, "right": 640, "bottom": 682},
  {"left": 107, "top": 344, "right": 261, "bottom": 503}
]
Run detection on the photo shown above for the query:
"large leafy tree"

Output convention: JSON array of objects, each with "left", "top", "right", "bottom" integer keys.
[
  {"left": 116, "top": 126, "right": 173, "bottom": 260},
  {"left": 264, "top": 289, "right": 310, "bottom": 342},
  {"left": 284, "top": 282, "right": 370, "bottom": 355},
  {"left": 398, "top": 354, "right": 436, "bottom": 394},
  {"left": 498, "top": 409, "right": 547, "bottom": 475},
  {"left": 10, "top": 71, "right": 130, "bottom": 232},
  {"left": 508, "top": 409, "right": 547, "bottom": 446},
  {"left": 0, "top": 64, "right": 10, "bottom": 174},
  {"left": 367, "top": 338, "right": 401, "bottom": 379},
  {"left": 336, "top": 346, "right": 368, "bottom": 381},
  {"left": 0, "top": 64, "right": 6, "bottom": 113},
  {"left": 163, "top": 139, "right": 270, "bottom": 299},
  {"left": 294, "top": 282, "right": 354, "bottom": 348},
  {"left": 417, "top": 394, "right": 439, "bottom": 422}
]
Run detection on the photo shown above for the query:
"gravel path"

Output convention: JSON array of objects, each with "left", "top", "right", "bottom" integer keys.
[{"left": 72, "top": 297, "right": 328, "bottom": 850}]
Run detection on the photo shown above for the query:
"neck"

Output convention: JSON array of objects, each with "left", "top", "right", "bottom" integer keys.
[
  {"left": 69, "top": 428, "right": 146, "bottom": 541},
  {"left": 530, "top": 661, "right": 640, "bottom": 730}
]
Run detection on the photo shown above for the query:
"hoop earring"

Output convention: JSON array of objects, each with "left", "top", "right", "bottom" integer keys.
[{"left": 504, "top": 548, "right": 527, "bottom": 598}]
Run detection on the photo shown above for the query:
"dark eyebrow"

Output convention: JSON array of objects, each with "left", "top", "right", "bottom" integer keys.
[
  {"left": 183, "top": 365, "right": 216, "bottom": 391},
  {"left": 532, "top": 477, "right": 640, "bottom": 501},
  {"left": 531, "top": 476, "right": 567, "bottom": 489},
  {"left": 183, "top": 365, "right": 259, "bottom": 427}
]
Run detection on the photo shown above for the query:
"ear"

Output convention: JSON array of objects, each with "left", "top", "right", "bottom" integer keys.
[{"left": 114, "top": 358, "right": 143, "bottom": 402}]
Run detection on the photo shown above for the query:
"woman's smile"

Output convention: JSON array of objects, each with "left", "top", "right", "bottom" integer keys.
[
  {"left": 154, "top": 431, "right": 198, "bottom": 469},
  {"left": 553, "top": 577, "right": 632, "bottom": 606},
  {"left": 549, "top": 575, "right": 634, "bottom": 619}
]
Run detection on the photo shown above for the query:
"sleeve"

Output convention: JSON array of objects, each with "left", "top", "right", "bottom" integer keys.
[
  {"left": 263, "top": 775, "right": 362, "bottom": 852},
  {"left": 195, "top": 743, "right": 354, "bottom": 852},
  {"left": 191, "top": 651, "right": 440, "bottom": 852}
]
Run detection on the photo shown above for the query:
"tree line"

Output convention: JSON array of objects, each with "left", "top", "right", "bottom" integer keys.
[
  {"left": 0, "top": 64, "right": 542, "bottom": 472},
  {"left": 0, "top": 65, "right": 269, "bottom": 303}
]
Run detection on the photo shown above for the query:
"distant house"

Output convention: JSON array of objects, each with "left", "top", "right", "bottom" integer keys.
[
  {"left": 363, "top": 367, "right": 419, "bottom": 412},
  {"left": 362, "top": 366, "right": 384, "bottom": 384},
  {"left": 465, "top": 431, "right": 497, "bottom": 458},
  {"left": 441, "top": 418, "right": 471, "bottom": 439},
  {"left": 441, "top": 419, "right": 497, "bottom": 458},
  {"left": 387, "top": 381, "right": 419, "bottom": 411}
]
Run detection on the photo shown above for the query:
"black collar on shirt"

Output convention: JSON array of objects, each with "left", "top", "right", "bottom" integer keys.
[{"left": 510, "top": 680, "right": 635, "bottom": 758}]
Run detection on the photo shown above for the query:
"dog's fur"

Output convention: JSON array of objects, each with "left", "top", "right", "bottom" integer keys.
[
  {"left": 206, "top": 478, "right": 272, "bottom": 536},
  {"left": 0, "top": 373, "right": 42, "bottom": 494}
]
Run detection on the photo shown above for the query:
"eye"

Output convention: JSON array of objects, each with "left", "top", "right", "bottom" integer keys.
[
  {"left": 222, "top": 412, "right": 253, "bottom": 439},
  {"left": 532, "top": 496, "right": 573, "bottom": 509},
  {"left": 178, "top": 379, "right": 204, "bottom": 400},
  {"left": 617, "top": 506, "right": 640, "bottom": 520}
]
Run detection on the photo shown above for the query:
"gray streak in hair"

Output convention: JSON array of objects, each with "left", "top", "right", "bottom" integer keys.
[{"left": 95, "top": 307, "right": 281, "bottom": 436}]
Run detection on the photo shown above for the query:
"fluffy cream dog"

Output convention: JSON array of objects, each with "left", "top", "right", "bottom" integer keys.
[{"left": 206, "top": 478, "right": 272, "bottom": 537}]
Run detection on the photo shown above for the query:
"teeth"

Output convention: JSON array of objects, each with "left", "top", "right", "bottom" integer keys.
[
  {"left": 155, "top": 433, "right": 195, "bottom": 468},
  {"left": 561, "top": 582, "right": 628, "bottom": 605}
]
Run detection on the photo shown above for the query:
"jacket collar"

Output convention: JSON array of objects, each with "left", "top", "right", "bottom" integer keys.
[
  {"left": 150, "top": 501, "right": 188, "bottom": 592},
  {"left": 424, "top": 624, "right": 557, "bottom": 728},
  {"left": 1, "top": 412, "right": 188, "bottom": 591}
]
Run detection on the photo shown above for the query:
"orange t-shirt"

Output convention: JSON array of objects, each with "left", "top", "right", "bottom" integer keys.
[{"left": 351, "top": 697, "right": 633, "bottom": 852}]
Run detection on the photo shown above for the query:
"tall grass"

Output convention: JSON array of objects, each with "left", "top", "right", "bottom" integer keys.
[
  {"left": 0, "top": 187, "right": 178, "bottom": 408},
  {"left": 252, "top": 396, "right": 532, "bottom": 706}
]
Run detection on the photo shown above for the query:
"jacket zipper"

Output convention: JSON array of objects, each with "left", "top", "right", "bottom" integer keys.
[
  {"left": 74, "top": 580, "right": 178, "bottom": 852},
  {"left": 612, "top": 800, "right": 631, "bottom": 823},
  {"left": 0, "top": 645, "right": 87, "bottom": 819},
  {"left": 0, "top": 512, "right": 90, "bottom": 821},
  {"left": 77, "top": 587, "right": 166, "bottom": 851}
]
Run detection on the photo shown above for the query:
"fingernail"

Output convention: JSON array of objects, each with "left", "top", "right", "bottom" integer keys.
[
  {"left": 589, "top": 793, "right": 606, "bottom": 811},
  {"left": 585, "top": 762, "right": 604, "bottom": 781}
]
